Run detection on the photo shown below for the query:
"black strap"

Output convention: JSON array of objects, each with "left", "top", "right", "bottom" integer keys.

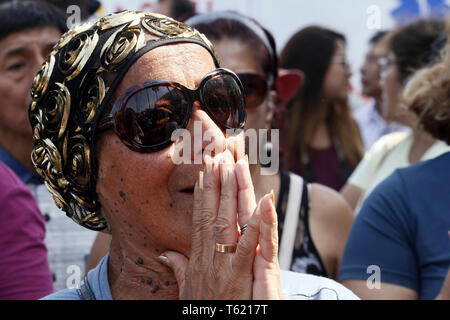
[{"left": 76, "top": 277, "right": 96, "bottom": 300}]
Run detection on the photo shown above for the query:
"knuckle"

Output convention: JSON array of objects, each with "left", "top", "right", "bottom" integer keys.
[
  {"left": 202, "top": 177, "right": 216, "bottom": 191},
  {"left": 219, "top": 190, "right": 233, "bottom": 203},
  {"left": 214, "top": 217, "right": 232, "bottom": 235},
  {"left": 200, "top": 206, "right": 216, "bottom": 221},
  {"left": 193, "top": 210, "right": 215, "bottom": 230}
]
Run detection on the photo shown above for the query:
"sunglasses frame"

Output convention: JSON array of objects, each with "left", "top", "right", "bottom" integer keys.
[
  {"left": 98, "top": 68, "right": 246, "bottom": 153},
  {"left": 237, "top": 73, "right": 269, "bottom": 109}
]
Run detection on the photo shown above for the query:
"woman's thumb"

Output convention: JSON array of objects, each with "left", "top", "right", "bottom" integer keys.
[{"left": 158, "top": 251, "right": 188, "bottom": 292}]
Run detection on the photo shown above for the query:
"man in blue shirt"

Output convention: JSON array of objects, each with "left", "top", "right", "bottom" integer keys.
[
  {"left": 0, "top": 1, "right": 97, "bottom": 291},
  {"left": 354, "top": 31, "right": 409, "bottom": 151}
]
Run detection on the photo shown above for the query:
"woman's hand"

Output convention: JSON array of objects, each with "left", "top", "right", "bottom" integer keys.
[{"left": 158, "top": 150, "right": 282, "bottom": 299}]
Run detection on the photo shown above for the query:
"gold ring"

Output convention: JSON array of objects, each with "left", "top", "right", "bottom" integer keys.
[{"left": 215, "top": 243, "right": 237, "bottom": 253}]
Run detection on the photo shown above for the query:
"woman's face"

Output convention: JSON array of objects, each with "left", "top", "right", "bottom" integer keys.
[
  {"left": 96, "top": 43, "right": 243, "bottom": 256},
  {"left": 380, "top": 52, "right": 407, "bottom": 123},
  {"left": 323, "top": 40, "right": 351, "bottom": 102},
  {"left": 213, "top": 38, "right": 274, "bottom": 133}
]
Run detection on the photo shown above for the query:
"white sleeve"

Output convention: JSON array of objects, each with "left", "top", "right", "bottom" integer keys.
[
  {"left": 347, "top": 132, "right": 408, "bottom": 190},
  {"left": 280, "top": 270, "right": 360, "bottom": 300}
]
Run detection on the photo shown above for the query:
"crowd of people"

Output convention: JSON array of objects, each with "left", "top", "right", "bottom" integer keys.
[{"left": 0, "top": 0, "right": 448, "bottom": 300}]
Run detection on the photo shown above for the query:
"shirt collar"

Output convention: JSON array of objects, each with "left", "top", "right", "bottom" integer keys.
[
  {"left": 87, "top": 254, "right": 113, "bottom": 300},
  {"left": 367, "top": 102, "right": 387, "bottom": 125},
  {"left": 0, "top": 144, "right": 43, "bottom": 185}
]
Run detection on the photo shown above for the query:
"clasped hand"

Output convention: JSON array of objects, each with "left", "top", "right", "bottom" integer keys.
[{"left": 159, "top": 150, "right": 283, "bottom": 299}]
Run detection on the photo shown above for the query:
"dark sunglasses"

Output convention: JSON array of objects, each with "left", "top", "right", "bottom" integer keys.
[
  {"left": 237, "top": 73, "right": 269, "bottom": 109},
  {"left": 98, "top": 68, "right": 246, "bottom": 153}
]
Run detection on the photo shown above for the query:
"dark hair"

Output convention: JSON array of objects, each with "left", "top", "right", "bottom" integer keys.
[
  {"left": 42, "top": 0, "right": 101, "bottom": 21},
  {"left": 279, "top": 26, "right": 345, "bottom": 111},
  {"left": 369, "top": 30, "right": 387, "bottom": 44},
  {"left": 0, "top": 0, "right": 67, "bottom": 41},
  {"left": 186, "top": 10, "right": 278, "bottom": 88},
  {"left": 279, "top": 26, "right": 363, "bottom": 173},
  {"left": 158, "top": 0, "right": 195, "bottom": 22},
  {"left": 389, "top": 19, "right": 445, "bottom": 82}
]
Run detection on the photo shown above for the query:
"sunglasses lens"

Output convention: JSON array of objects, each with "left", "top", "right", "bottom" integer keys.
[
  {"left": 201, "top": 74, "right": 245, "bottom": 128},
  {"left": 118, "top": 85, "right": 189, "bottom": 148},
  {"left": 238, "top": 74, "right": 268, "bottom": 108}
]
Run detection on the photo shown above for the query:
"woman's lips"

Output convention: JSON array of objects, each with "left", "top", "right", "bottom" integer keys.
[{"left": 180, "top": 186, "right": 195, "bottom": 194}]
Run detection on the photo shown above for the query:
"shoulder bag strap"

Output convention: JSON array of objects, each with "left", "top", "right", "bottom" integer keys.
[{"left": 278, "top": 173, "right": 304, "bottom": 270}]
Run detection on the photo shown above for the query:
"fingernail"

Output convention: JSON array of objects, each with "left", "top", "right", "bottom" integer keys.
[
  {"left": 244, "top": 154, "right": 249, "bottom": 164},
  {"left": 270, "top": 189, "right": 275, "bottom": 204},
  {"left": 157, "top": 254, "right": 171, "bottom": 267}
]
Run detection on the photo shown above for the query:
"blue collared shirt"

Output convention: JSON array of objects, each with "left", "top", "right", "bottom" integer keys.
[
  {"left": 0, "top": 144, "right": 42, "bottom": 185},
  {"left": 42, "top": 254, "right": 359, "bottom": 300}
]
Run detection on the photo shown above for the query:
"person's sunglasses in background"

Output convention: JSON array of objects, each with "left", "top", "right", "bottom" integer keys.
[{"left": 237, "top": 73, "right": 269, "bottom": 109}]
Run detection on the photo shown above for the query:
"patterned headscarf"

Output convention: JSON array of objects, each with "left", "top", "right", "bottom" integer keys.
[{"left": 29, "top": 10, "right": 219, "bottom": 231}]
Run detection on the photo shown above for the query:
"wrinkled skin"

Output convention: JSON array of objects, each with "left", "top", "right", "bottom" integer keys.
[{"left": 96, "top": 42, "right": 282, "bottom": 300}]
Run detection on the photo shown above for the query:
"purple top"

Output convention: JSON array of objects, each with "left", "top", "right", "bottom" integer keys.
[
  {"left": 0, "top": 161, "right": 54, "bottom": 299},
  {"left": 308, "top": 145, "right": 345, "bottom": 190}
]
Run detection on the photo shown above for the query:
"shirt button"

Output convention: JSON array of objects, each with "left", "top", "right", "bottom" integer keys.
[{"left": 44, "top": 213, "right": 51, "bottom": 222}]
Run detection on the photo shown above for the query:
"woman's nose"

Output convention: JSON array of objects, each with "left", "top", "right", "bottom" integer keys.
[{"left": 184, "top": 103, "right": 228, "bottom": 162}]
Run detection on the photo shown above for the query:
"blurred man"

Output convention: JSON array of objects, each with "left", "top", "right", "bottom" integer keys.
[
  {"left": 354, "top": 31, "right": 408, "bottom": 150},
  {"left": 0, "top": 0, "right": 97, "bottom": 291},
  {"left": 154, "top": 0, "right": 195, "bottom": 22},
  {"left": 40, "top": 0, "right": 101, "bottom": 20}
]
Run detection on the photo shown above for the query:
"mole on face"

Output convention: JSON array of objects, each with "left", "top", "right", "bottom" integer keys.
[
  {"left": 119, "top": 190, "right": 126, "bottom": 201},
  {"left": 151, "top": 285, "right": 160, "bottom": 294}
]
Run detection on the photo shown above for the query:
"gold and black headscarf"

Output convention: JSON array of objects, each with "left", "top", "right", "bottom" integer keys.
[{"left": 29, "top": 10, "right": 219, "bottom": 231}]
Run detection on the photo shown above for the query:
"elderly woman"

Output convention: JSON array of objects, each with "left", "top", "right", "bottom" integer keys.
[
  {"left": 31, "top": 11, "right": 357, "bottom": 300},
  {"left": 88, "top": 11, "right": 354, "bottom": 281}
]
